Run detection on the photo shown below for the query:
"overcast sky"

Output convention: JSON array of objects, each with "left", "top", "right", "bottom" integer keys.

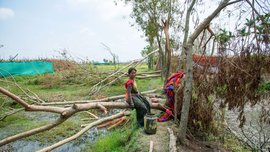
[{"left": 0, "top": 0, "right": 147, "bottom": 62}]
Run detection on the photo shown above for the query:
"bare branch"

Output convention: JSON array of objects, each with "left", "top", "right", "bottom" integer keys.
[
  {"left": 37, "top": 111, "right": 130, "bottom": 152},
  {"left": 96, "top": 103, "right": 108, "bottom": 114},
  {"left": 0, "top": 117, "right": 68, "bottom": 146},
  {"left": 0, "top": 108, "right": 24, "bottom": 121}
]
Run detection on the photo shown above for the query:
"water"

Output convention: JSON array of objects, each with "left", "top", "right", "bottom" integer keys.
[
  {"left": 0, "top": 107, "right": 124, "bottom": 152},
  {"left": 224, "top": 99, "right": 270, "bottom": 151}
]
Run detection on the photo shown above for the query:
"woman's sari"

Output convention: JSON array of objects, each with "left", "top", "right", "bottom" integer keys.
[{"left": 125, "top": 79, "right": 151, "bottom": 126}]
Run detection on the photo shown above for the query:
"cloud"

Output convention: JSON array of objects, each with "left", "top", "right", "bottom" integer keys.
[{"left": 0, "top": 8, "right": 15, "bottom": 20}]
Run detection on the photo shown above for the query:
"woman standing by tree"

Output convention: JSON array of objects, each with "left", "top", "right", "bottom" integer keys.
[{"left": 125, "top": 67, "right": 151, "bottom": 127}]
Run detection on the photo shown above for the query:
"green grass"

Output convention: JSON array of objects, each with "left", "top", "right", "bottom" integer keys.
[
  {"left": 85, "top": 111, "right": 140, "bottom": 152},
  {"left": 207, "top": 132, "right": 251, "bottom": 152},
  {"left": 0, "top": 64, "right": 161, "bottom": 148},
  {"left": 0, "top": 113, "right": 28, "bottom": 128},
  {"left": 26, "top": 119, "right": 80, "bottom": 143},
  {"left": 258, "top": 81, "right": 270, "bottom": 93}
]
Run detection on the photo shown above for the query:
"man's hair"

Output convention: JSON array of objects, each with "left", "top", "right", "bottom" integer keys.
[{"left": 128, "top": 67, "right": 137, "bottom": 74}]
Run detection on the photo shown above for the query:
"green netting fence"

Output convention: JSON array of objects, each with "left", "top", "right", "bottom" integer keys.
[{"left": 0, "top": 61, "right": 54, "bottom": 77}]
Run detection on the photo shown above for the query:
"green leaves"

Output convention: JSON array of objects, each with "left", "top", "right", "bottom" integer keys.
[{"left": 217, "top": 29, "right": 233, "bottom": 45}]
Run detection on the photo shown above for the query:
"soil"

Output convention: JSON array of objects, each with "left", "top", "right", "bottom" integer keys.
[
  {"left": 136, "top": 117, "right": 176, "bottom": 152},
  {"left": 133, "top": 96, "right": 231, "bottom": 152}
]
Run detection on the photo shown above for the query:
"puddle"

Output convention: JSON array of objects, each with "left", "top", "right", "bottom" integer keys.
[{"left": 0, "top": 106, "right": 125, "bottom": 152}]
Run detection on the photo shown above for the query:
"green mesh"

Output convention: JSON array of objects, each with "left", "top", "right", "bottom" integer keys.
[{"left": 0, "top": 61, "right": 54, "bottom": 77}]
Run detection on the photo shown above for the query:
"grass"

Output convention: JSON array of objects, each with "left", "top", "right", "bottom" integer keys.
[
  {"left": 0, "top": 63, "right": 162, "bottom": 149},
  {"left": 206, "top": 132, "right": 251, "bottom": 152},
  {"left": 1, "top": 63, "right": 257, "bottom": 151},
  {"left": 85, "top": 111, "right": 140, "bottom": 152},
  {"left": 26, "top": 118, "right": 80, "bottom": 143}
]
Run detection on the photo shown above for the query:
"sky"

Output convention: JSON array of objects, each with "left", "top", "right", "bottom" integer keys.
[{"left": 0, "top": 0, "right": 147, "bottom": 62}]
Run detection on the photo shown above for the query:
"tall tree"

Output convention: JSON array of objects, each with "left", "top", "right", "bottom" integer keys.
[
  {"left": 124, "top": 0, "right": 179, "bottom": 77},
  {"left": 178, "top": 0, "right": 242, "bottom": 142}
]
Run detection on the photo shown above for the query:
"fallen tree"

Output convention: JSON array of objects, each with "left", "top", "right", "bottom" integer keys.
[
  {"left": 0, "top": 86, "right": 164, "bottom": 148},
  {"left": 38, "top": 111, "right": 130, "bottom": 152},
  {"left": 39, "top": 89, "right": 158, "bottom": 106}
]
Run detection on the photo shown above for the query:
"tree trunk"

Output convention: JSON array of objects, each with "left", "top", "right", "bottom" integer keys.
[
  {"left": 175, "top": 0, "right": 196, "bottom": 123},
  {"left": 179, "top": 42, "right": 193, "bottom": 142},
  {"left": 178, "top": 0, "right": 236, "bottom": 143},
  {"left": 179, "top": 0, "right": 196, "bottom": 71},
  {"left": 163, "top": 20, "right": 172, "bottom": 79}
]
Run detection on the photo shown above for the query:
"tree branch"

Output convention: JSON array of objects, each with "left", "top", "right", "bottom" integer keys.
[
  {"left": 38, "top": 111, "right": 130, "bottom": 152},
  {"left": 0, "top": 117, "right": 68, "bottom": 146},
  {"left": 41, "top": 89, "right": 157, "bottom": 106}
]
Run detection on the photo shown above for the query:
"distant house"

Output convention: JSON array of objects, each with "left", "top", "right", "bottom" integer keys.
[{"left": 192, "top": 54, "right": 219, "bottom": 74}]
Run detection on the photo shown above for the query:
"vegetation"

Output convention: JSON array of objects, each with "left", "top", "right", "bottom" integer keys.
[
  {"left": 1, "top": 0, "right": 270, "bottom": 151},
  {"left": 85, "top": 111, "right": 139, "bottom": 152},
  {"left": 0, "top": 63, "right": 163, "bottom": 150}
]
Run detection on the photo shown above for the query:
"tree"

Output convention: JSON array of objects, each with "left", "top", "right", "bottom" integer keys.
[
  {"left": 123, "top": 0, "right": 179, "bottom": 78},
  {"left": 178, "top": 0, "right": 242, "bottom": 142},
  {"left": 141, "top": 45, "right": 155, "bottom": 70}
]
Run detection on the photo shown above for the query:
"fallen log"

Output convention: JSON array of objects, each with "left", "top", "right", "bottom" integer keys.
[
  {"left": 149, "top": 140, "right": 154, "bottom": 152},
  {"left": 38, "top": 111, "right": 130, "bottom": 152},
  {"left": 97, "top": 118, "right": 121, "bottom": 128},
  {"left": 40, "top": 89, "right": 157, "bottom": 106},
  {"left": 136, "top": 74, "right": 161, "bottom": 79},
  {"left": 137, "top": 70, "right": 161, "bottom": 75},
  {"left": 0, "top": 86, "right": 164, "bottom": 146},
  {"left": 107, "top": 116, "right": 126, "bottom": 130},
  {"left": 167, "top": 128, "right": 177, "bottom": 152}
]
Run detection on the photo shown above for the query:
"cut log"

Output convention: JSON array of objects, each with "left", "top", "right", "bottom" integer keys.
[
  {"left": 96, "top": 103, "right": 107, "bottom": 114},
  {"left": 107, "top": 116, "right": 126, "bottom": 130},
  {"left": 136, "top": 74, "right": 161, "bottom": 79},
  {"left": 97, "top": 118, "right": 121, "bottom": 128},
  {"left": 40, "top": 89, "right": 157, "bottom": 106},
  {"left": 149, "top": 140, "right": 154, "bottom": 152},
  {"left": 137, "top": 70, "right": 162, "bottom": 75},
  {"left": 167, "top": 128, "right": 177, "bottom": 152}
]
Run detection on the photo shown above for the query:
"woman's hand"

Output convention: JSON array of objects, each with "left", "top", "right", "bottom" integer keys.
[{"left": 126, "top": 98, "right": 134, "bottom": 107}]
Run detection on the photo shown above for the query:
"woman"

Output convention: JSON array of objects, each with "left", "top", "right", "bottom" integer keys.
[
  {"left": 157, "top": 70, "right": 184, "bottom": 122},
  {"left": 125, "top": 67, "right": 151, "bottom": 127}
]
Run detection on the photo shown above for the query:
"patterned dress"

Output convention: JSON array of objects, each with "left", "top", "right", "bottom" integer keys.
[
  {"left": 125, "top": 79, "right": 151, "bottom": 126},
  {"left": 157, "top": 70, "right": 184, "bottom": 122}
]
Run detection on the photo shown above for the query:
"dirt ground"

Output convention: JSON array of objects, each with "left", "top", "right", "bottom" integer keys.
[
  {"left": 127, "top": 95, "right": 233, "bottom": 152},
  {"left": 135, "top": 108, "right": 231, "bottom": 152},
  {"left": 134, "top": 110, "right": 175, "bottom": 152}
]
